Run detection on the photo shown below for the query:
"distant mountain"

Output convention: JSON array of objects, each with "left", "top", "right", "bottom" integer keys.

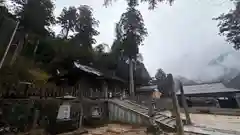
[
  {"left": 207, "top": 51, "right": 240, "bottom": 83},
  {"left": 208, "top": 52, "right": 232, "bottom": 66}
]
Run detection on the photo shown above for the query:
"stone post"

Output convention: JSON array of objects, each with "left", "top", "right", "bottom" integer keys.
[{"left": 147, "top": 89, "right": 162, "bottom": 135}]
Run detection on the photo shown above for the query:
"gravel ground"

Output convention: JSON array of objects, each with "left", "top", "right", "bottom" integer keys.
[
  {"left": 161, "top": 111, "right": 240, "bottom": 133},
  {"left": 81, "top": 124, "right": 149, "bottom": 135},
  {"left": 57, "top": 124, "right": 176, "bottom": 135}
]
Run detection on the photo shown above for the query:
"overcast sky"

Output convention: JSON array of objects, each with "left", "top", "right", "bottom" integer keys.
[{"left": 53, "top": 0, "right": 235, "bottom": 80}]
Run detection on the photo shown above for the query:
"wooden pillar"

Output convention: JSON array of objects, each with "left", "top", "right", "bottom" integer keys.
[
  {"left": 45, "top": 88, "right": 48, "bottom": 98},
  {"left": 168, "top": 74, "right": 184, "bottom": 135},
  {"left": 51, "top": 88, "right": 53, "bottom": 97},
  {"left": 235, "top": 93, "right": 240, "bottom": 108},
  {"left": 114, "top": 87, "right": 117, "bottom": 97},
  {"left": 40, "top": 88, "right": 43, "bottom": 99},
  {"left": 59, "top": 87, "right": 62, "bottom": 97},
  {"left": 32, "top": 109, "right": 40, "bottom": 129},
  {"left": 53, "top": 87, "right": 56, "bottom": 97},
  {"left": 179, "top": 82, "right": 192, "bottom": 125},
  {"left": 102, "top": 81, "right": 108, "bottom": 99},
  {"left": 90, "top": 88, "right": 93, "bottom": 97},
  {"left": 79, "top": 83, "right": 82, "bottom": 98}
]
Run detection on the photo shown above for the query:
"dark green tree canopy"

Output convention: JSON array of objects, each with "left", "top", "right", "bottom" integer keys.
[
  {"left": 0, "top": 0, "right": 5, "bottom": 5},
  {"left": 73, "top": 5, "right": 99, "bottom": 50},
  {"left": 155, "top": 68, "right": 167, "bottom": 81},
  {"left": 215, "top": 1, "right": 240, "bottom": 50},
  {"left": 0, "top": 1, "right": 152, "bottom": 88},
  {"left": 11, "top": 0, "right": 55, "bottom": 36},
  {"left": 57, "top": 6, "right": 78, "bottom": 39},
  {"left": 118, "top": 7, "right": 147, "bottom": 58},
  {"left": 104, "top": 0, "right": 174, "bottom": 9}
]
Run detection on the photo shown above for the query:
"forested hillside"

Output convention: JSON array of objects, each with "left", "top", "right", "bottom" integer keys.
[{"left": 0, "top": 0, "right": 151, "bottom": 89}]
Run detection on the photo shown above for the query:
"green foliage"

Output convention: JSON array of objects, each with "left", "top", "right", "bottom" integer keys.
[
  {"left": 94, "top": 43, "right": 110, "bottom": 54},
  {"left": 11, "top": 0, "right": 55, "bottom": 36},
  {"left": 119, "top": 7, "right": 147, "bottom": 58},
  {"left": 0, "top": 9, "right": 17, "bottom": 57},
  {"left": 214, "top": 1, "right": 240, "bottom": 50},
  {"left": 0, "top": 57, "right": 34, "bottom": 85},
  {"left": 0, "top": 0, "right": 5, "bottom": 4},
  {"left": 155, "top": 68, "right": 166, "bottom": 81},
  {"left": 57, "top": 6, "right": 78, "bottom": 39},
  {"left": 35, "top": 39, "right": 55, "bottom": 64},
  {"left": 93, "top": 43, "right": 117, "bottom": 71},
  {"left": 104, "top": 0, "right": 174, "bottom": 9},
  {"left": 0, "top": 1, "right": 152, "bottom": 88},
  {"left": 73, "top": 5, "right": 99, "bottom": 50}
]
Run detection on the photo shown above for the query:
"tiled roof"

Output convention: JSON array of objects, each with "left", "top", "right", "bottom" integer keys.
[
  {"left": 177, "top": 83, "right": 240, "bottom": 95},
  {"left": 137, "top": 83, "right": 240, "bottom": 95},
  {"left": 74, "top": 62, "right": 102, "bottom": 76},
  {"left": 73, "top": 61, "right": 125, "bottom": 82}
]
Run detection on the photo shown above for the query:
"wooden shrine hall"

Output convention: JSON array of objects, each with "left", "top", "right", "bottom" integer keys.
[{"left": 48, "top": 61, "right": 127, "bottom": 99}]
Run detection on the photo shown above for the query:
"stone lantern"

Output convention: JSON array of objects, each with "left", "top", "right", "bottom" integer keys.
[{"left": 54, "top": 94, "right": 83, "bottom": 134}]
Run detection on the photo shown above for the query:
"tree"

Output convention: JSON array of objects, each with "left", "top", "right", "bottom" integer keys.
[
  {"left": 0, "top": 0, "right": 5, "bottom": 5},
  {"left": 104, "top": 0, "right": 174, "bottom": 10},
  {"left": 118, "top": 7, "right": 147, "bottom": 59},
  {"left": 215, "top": 1, "right": 240, "bottom": 50},
  {"left": 136, "top": 53, "right": 143, "bottom": 63},
  {"left": 73, "top": 5, "right": 99, "bottom": 51},
  {"left": 108, "top": 8, "right": 150, "bottom": 86},
  {"left": 94, "top": 43, "right": 110, "bottom": 54},
  {"left": 155, "top": 68, "right": 167, "bottom": 81},
  {"left": 154, "top": 68, "right": 170, "bottom": 96},
  {"left": 11, "top": 0, "right": 55, "bottom": 36},
  {"left": 110, "top": 23, "right": 124, "bottom": 62},
  {"left": 93, "top": 43, "right": 120, "bottom": 72},
  {"left": 66, "top": 5, "right": 100, "bottom": 65},
  {"left": 57, "top": 6, "right": 78, "bottom": 39}
]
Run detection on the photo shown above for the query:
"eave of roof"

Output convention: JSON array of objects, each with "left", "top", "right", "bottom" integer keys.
[
  {"left": 177, "top": 83, "right": 240, "bottom": 95},
  {"left": 73, "top": 61, "right": 126, "bottom": 83}
]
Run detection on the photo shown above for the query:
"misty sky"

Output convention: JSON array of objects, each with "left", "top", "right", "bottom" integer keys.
[{"left": 53, "top": 0, "right": 235, "bottom": 80}]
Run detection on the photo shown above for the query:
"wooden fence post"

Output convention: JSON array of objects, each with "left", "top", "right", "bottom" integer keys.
[
  {"left": 179, "top": 82, "right": 192, "bottom": 125},
  {"left": 168, "top": 74, "right": 184, "bottom": 135},
  {"left": 32, "top": 109, "right": 40, "bottom": 129}
]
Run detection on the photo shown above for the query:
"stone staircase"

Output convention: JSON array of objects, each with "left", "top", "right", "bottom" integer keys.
[{"left": 109, "top": 99, "right": 239, "bottom": 135}]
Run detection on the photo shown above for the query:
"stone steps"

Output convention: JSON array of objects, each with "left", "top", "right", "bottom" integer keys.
[{"left": 110, "top": 99, "right": 239, "bottom": 135}]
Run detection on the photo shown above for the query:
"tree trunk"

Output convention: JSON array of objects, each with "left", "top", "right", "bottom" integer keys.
[
  {"left": 65, "top": 26, "right": 70, "bottom": 40},
  {"left": 129, "top": 58, "right": 134, "bottom": 98},
  {"left": 0, "top": 21, "right": 19, "bottom": 69},
  {"left": 10, "top": 37, "right": 24, "bottom": 66},
  {"left": 33, "top": 39, "right": 39, "bottom": 58}
]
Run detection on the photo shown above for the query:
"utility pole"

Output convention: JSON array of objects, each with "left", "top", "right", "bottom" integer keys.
[{"left": 0, "top": 21, "right": 19, "bottom": 69}]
